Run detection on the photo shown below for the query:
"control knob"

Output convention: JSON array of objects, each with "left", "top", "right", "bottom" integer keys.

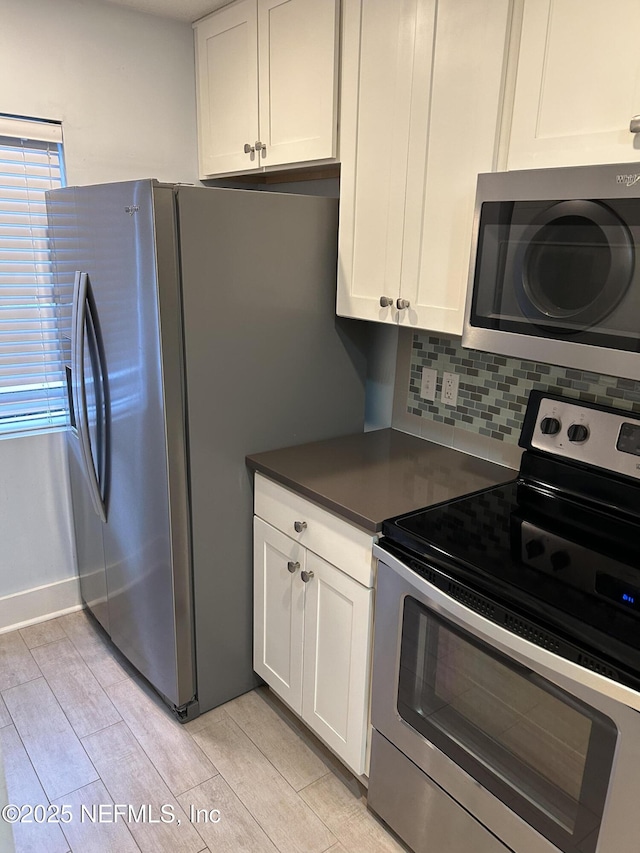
[
  {"left": 540, "top": 417, "right": 561, "bottom": 435},
  {"left": 567, "top": 423, "right": 589, "bottom": 443}
]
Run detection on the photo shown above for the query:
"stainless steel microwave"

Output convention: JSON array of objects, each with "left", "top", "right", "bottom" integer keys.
[{"left": 462, "top": 162, "right": 640, "bottom": 380}]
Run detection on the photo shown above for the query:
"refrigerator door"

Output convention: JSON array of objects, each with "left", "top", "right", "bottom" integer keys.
[
  {"left": 65, "top": 181, "right": 195, "bottom": 710},
  {"left": 177, "top": 186, "right": 366, "bottom": 712},
  {"left": 48, "top": 189, "right": 110, "bottom": 633}
]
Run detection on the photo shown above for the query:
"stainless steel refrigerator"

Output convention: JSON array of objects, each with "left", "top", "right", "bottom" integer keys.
[{"left": 46, "top": 180, "right": 366, "bottom": 720}]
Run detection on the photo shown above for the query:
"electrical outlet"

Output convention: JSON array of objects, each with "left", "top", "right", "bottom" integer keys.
[
  {"left": 420, "top": 367, "right": 437, "bottom": 401},
  {"left": 441, "top": 371, "right": 459, "bottom": 407}
]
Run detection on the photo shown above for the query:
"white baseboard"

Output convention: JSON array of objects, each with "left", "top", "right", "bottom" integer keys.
[{"left": 0, "top": 576, "right": 82, "bottom": 634}]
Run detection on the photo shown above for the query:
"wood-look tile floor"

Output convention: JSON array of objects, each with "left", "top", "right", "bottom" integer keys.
[{"left": 0, "top": 610, "right": 407, "bottom": 853}]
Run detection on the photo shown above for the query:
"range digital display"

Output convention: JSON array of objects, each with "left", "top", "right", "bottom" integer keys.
[{"left": 595, "top": 572, "right": 640, "bottom": 613}]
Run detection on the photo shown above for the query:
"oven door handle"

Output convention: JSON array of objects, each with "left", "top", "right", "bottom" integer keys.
[{"left": 375, "top": 545, "right": 640, "bottom": 714}]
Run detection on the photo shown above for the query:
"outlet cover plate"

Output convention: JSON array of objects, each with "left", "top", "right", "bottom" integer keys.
[
  {"left": 420, "top": 367, "right": 437, "bottom": 401},
  {"left": 441, "top": 371, "right": 459, "bottom": 407}
]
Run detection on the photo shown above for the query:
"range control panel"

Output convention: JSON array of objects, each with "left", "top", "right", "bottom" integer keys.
[
  {"left": 517, "top": 518, "right": 640, "bottom": 615},
  {"left": 527, "top": 395, "right": 640, "bottom": 481}
]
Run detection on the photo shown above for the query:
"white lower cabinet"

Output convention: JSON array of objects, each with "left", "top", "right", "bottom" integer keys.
[
  {"left": 253, "top": 475, "right": 375, "bottom": 776},
  {"left": 301, "top": 551, "right": 372, "bottom": 774},
  {"left": 254, "top": 518, "right": 305, "bottom": 713}
]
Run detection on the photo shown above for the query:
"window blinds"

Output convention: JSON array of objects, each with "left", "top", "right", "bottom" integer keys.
[{"left": 0, "top": 118, "right": 66, "bottom": 434}]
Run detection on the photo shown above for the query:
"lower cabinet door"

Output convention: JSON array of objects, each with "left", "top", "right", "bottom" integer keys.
[
  {"left": 301, "top": 551, "right": 373, "bottom": 775},
  {"left": 253, "top": 517, "right": 305, "bottom": 714}
]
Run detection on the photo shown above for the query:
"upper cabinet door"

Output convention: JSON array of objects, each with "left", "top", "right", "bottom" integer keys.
[
  {"left": 337, "top": 0, "right": 420, "bottom": 324},
  {"left": 401, "top": 0, "right": 511, "bottom": 335},
  {"left": 337, "top": 0, "right": 511, "bottom": 334},
  {"left": 507, "top": 0, "right": 640, "bottom": 169},
  {"left": 194, "top": 0, "right": 260, "bottom": 177},
  {"left": 257, "top": 0, "right": 339, "bottom": 168}
]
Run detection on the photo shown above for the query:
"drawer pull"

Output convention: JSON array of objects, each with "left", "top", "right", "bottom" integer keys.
[
  {"left": 301, "top": 570, "right": 314, "bottom": 583},
  {"left": 294, "top": 520, "right": 307, "bottom": 533},
  {"left": 287, "top": 561, "right": 300, "bottom": 573}
]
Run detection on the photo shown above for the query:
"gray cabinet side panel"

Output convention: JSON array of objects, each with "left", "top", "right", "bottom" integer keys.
[{"left": 177, "top": 187, "right": 366, "bottom": 712}]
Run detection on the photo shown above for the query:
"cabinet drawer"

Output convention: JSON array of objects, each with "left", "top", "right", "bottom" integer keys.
[{"left": 254, "top": 473, "right": 375, "bottom": 587}]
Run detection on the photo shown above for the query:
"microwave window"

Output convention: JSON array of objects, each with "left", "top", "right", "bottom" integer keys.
[
  {"left": 524, "top": 216, "right": 613, "bottom": 317},
  {"left": 470, "top": 199, "right": 640, "bottom": 350}
]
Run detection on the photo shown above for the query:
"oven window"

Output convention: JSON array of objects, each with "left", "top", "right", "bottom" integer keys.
[{"left": 398, "top": 597, "right": 618, "bottom": 853}]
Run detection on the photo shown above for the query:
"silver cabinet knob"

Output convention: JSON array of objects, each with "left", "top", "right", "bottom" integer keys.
[
  {"left": 255, "top": 141, "right": 266, "bottom": 152},
  {"left": 379, "top": 296, "right": 393, "bottom": 308},
  {"left": 294, "top": 520, "right": 307, "bottom": 533},
  {"left": 244, "top": 143, "right": 255, "bottom": 153},
  {"left": 300, "top": 570, "right": 314, "bottom": 583},
  {"left": 630, "top": 116, "right": 640, "bottom": 133},
  {"left": 396, "top": 298, "right": 410, "bottom": 309},
  {"left": 287, "top": 561, "right": 300, "bottom": 573}
]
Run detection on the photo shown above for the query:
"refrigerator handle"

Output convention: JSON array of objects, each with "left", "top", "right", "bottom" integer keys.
[
  {"left": 71, "top": 271, "right": 107, "bottom": 522},
  {"left": 85, "top": 284, "right": 109, "bottom": 518}
]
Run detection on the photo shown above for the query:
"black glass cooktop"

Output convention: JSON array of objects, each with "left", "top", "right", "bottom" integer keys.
[{"left": 381, "top": 471, "right": 640, "bottom": 683}]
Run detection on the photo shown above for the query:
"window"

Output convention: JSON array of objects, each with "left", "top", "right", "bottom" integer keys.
[{"left": 0, "top": 115, "right": 66, "bottom": 436}]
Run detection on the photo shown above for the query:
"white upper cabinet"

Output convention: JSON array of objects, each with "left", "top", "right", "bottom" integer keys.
[
  {"left": 337, "top": 0, "right": 512, "bottom": 334},
  {"left": 195, "top": 0, "right": 259, "bottom": 177},
  {"left": 194, "top": 0, "right": 339, "bottom": 179},
  {"left": 257, "top": 0, "right": 339, "bottom": 168},
  {"left": 506, "top": 0, "right": 640, "bottom": 169},
  {"left": 337, "top": 0, "right": 418, "bottom": 325},
  {"left": 402, "top": 0, "right": 512, "bottom": 335}
]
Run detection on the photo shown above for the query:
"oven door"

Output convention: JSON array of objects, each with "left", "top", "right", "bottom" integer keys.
[{"left": 371, "top": 546, "right": 640, "bottom": 853}]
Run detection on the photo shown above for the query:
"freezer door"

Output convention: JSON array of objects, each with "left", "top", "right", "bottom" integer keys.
[
  {"left": 48, "top": 189, "right": 109, "bottom": 632},
  {"left": 67, "top": 181, "right": 194, "bottom": 710}
]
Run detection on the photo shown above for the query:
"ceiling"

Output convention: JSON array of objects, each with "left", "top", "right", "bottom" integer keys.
[{"left": 99, "top": 0, "right": 229, "bottom": 22}]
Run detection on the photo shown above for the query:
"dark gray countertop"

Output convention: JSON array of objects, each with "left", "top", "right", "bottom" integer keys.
[{"left": 247, "top": 429, "right": 517, "bottom": 532}]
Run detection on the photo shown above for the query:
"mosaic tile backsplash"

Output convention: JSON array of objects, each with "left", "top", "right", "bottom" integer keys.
[{"left": 408, "top": 333, "right": 640, "bottom": 444}]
